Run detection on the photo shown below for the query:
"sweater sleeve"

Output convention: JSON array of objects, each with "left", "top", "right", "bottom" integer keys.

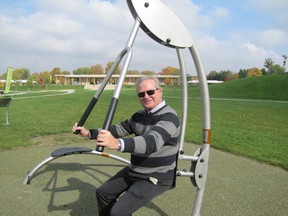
[{"left": 89, "top": 129, "right": 100, "bottom": 140}]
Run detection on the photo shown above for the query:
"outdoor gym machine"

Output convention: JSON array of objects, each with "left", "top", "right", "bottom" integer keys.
[{"left": 23, "top": 1, "right": 211, "bottom": 215}]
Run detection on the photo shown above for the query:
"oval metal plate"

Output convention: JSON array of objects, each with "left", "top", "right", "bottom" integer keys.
[{"left": 127, "top": 0, "right": 194, "bottom": 48}]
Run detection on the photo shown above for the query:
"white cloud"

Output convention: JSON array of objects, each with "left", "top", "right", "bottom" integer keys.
[
  {"left": 0, "top": 0, "right": 286, "bottom": 75},
  {"left": 248, "top": 0, "right": 288, "bottom": 13},
  {"left": 258, "top": 29, "right": 288, "bottom": 47}
]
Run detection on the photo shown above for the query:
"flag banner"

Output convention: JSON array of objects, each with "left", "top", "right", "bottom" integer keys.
[{"left": 4, "top": 67, "right": 14, "bottom": 94}]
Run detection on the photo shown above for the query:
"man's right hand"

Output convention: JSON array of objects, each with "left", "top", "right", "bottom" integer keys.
[{"left": 72, "top": 123, "right": 89, "bottom": 137}]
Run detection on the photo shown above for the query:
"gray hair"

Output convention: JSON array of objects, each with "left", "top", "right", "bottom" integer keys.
[{"left": 136, "top": 75, "right": 160, "bottom": 91}]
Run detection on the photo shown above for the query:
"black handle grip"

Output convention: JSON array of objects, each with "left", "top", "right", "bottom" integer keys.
[
  {"left": 96, "top": 97, "right": 119, "bottom": 152},
  {"left": 96, "top": 145, "right": 104, "bottom": 152},
  {"left": 73, "top": 97, "right": 98, "bottom": 135}
]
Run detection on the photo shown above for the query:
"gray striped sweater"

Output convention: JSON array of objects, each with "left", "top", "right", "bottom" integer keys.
[{"left": 89, "top": 103, "right": 180, "bottom": 181}]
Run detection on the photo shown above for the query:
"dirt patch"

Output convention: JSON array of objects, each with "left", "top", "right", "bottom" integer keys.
[{"left": 31, "top": 133, "right": 90, "bottom": 148}]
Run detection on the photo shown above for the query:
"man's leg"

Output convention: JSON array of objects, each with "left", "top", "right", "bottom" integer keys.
[
  {"left": 96, "top": 167, "right": 132, "bottom": 216},
  {"left": 110, "top": 179, "right": 173, "bottom": 216}
]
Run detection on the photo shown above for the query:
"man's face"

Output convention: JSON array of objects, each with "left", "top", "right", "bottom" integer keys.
[{"left": 137, "top": 79, "right": 162, "bottom": 111}]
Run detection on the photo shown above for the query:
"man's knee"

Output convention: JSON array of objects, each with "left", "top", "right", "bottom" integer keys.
[{"left": 95, "top": 187, "right": 102, "bottom": 200}]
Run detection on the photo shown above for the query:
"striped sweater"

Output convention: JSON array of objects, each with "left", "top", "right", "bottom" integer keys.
[{"left": 89, "top": 102, "right": 180, "bottom": 181}]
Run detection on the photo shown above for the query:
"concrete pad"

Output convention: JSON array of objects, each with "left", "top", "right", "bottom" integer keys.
[{"left": 0, "top": 142, "right": 287, "bottom": 215}]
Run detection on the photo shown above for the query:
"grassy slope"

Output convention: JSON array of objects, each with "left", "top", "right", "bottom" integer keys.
[
  {"left": 204, "top": 74, "right": 288, "bottom": 169},
  {"left": 208, "top": 73, "right": 288, "bottom": 100}
]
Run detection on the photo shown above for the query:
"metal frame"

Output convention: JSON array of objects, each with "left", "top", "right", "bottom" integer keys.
[
  {"left": 23, "top": 1, "right": 211, "bottom": 215},
  {"left": 0, "top": 97, "right": 13, "bottom": 125}
]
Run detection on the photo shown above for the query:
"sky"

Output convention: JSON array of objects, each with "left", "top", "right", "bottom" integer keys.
[{"left": 0, "top": 0, "right": 287, "bottom": 75}]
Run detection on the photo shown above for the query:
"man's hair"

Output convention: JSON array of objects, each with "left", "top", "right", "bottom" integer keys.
[{"left": 136, "top": 75, "right": 160, "bottom": 91}]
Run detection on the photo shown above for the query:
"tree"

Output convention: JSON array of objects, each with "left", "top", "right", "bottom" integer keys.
[
  {"left": 50, "top": 67, "right": 61, "bottom": 84},
  {"left": 26, "top": 77, "right": 34, "bottom": 92},
  {"left": 90, "top": 64, "right": 104, "bottom": 74},
  {"left": 21, "top": 68, "right": 31, "bottom": 79},
  {"left": 264, "top": 58, "right": 273, "bottom": 75},
  {"left": 105, "top": 62, "right": 121, "bottom": 74},
  {"left": 247, "top": 68, "right": 262, "bottom": 77},
  {"left": 30, "top": 72, "right": 40, "bottom": 83},
  {"left": 141, "top": 70, "right": 157, "bottom": 75},
  {"left": 13, "top": 68, "right": 30, "bottom": 80},
  {"left": 215, "top": 70, "right": 238, "bottom": 81},
  {"left": 207, "top": 70, "right": 219, "bottom": 80},
  {"left": 238, "top": 69, "right": 248, "bottom": 78},
  {"left": 160, "top": 66, "right": 180, "bottom": 75},
  {"left": 282, "top": 54, "right": 287, "bottom": 67},
  {"left": 127, "top": 70, "right": 141, "bottom": 75},
  {"left": 261, "top": 68, "right": 268, "bottom": 76},
  {"left": 269, "top": 64, "right": 285, "bottom": 74},
  {"left": 73, "top": 67, "right": 90, "bottom": 75}
]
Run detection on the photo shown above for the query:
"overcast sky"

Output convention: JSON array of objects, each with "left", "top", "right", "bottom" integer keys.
[{"left": 0, "top": 0, "right": 287, "bottom": 75}]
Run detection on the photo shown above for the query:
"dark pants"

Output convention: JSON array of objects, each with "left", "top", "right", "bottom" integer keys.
[{"left": 96, "top": 167, "right": 173, "bottom": 216}]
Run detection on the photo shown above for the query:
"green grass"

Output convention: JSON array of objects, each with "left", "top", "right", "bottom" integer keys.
[
  {"left": 208, "top": 73, "right": 288, "bottom": 100},
  {"left": 0, "top": 75, "right": 287, "bottom": 170}
]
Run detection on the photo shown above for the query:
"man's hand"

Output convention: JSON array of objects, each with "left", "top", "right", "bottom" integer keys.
[
  {"left": 72, "top": 123, "right": 89, "bottom": 137},
  {"left": 96, "top": 130, "right": 119, "bottom": 150}
]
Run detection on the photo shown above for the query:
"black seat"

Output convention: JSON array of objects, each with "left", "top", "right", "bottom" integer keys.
[{"left": 51, "top": 147, "right": 93, "bottom": 157}]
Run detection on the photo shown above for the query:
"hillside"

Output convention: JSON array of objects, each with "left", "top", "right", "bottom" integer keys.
[{"left": 208, "top": 74, "right": 288, "bottom": 101}]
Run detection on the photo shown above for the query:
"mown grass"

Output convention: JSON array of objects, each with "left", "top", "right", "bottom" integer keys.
[{"left": 0, "top": 75, "right": 287, "bottom": 170}]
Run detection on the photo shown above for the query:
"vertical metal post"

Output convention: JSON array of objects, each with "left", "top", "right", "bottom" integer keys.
[
  {"left": 176, "top": 48, "right": 188, "bottom": 153},
  {"left": 96, "top": 18, "right": 141, "bottom": 152},
  {"left": 189, "top": 44, "right": 211, "bottom": 216}
]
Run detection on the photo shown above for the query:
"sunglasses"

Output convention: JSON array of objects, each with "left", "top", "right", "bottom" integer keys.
[{"left": 137, "top": 88, "right": 158, "bottom": 98}]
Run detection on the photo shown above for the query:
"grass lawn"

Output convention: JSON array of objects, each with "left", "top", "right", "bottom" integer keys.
[{"left": 0, "top": 74, "right": 287, "bottom": 170}]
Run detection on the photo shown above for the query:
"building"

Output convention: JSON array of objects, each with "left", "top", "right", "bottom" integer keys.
[{"left": 55, "top": 74, "right": 197, "bottom": 89}]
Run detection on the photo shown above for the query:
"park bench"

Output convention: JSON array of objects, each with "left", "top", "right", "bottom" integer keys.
[{"left": 0, "top": 97, "right": 12, "bottom": 125}]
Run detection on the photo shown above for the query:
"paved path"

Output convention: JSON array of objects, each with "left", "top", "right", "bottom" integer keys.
[{"left": 0, "top": 142, "right": 287, "bottom": 216}]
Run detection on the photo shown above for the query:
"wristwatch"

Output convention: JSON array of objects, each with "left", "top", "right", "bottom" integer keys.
[{"left": 117, "top": 139, "right": 123, "bottom": 151}]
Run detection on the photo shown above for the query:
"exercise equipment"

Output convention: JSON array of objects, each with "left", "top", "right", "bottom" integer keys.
[
  {"left": 0, "top": 96, "right": 13, "bottom": 125},
  {"left": 23, "top": 1, "right": 211, "bottom": 215}
]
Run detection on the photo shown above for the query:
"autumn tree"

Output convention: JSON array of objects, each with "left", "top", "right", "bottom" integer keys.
[
  {"left": 90, "top": 64, "right": 104, "bottom": 74},
  {"left": 160, "top": 66, "right": 180, "bottom": 75},
  {"left": 50, "top": 67, "right": 61, "bottom": 84},
  {"left": 208, "top": 70, "right": 238, "bottom": 81},
  {"left": 247, "top": 68, "right": 262, "bottom": 77},
  {"left": 30, "top": 72, "right": 40, "bottom": 83},
  {"left": 13, "top": 68, "right": 31, "bottom": 80},
  {"left": 105, "top": 62, "right": 121, "bottom": 74},
  {"left": 57, "top": 70, "right": 70, "bottom": 84}
]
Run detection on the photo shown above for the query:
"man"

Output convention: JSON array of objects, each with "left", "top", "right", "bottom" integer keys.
[{"left": 72, "top": 75, "right": 180, "bottom": 216}]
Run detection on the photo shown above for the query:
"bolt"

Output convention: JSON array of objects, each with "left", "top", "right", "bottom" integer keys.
[
  {"left": 144, "top": 2, "right": 149, "bottom": 8},
  {"left": 198, "top": 174, "right": 203, "bottom": 178},
  {"left": 166, "top": 38, "right": 171, "bottom": 43},
  {"left": 200, "top": 158, "right": 204, "bottom": 163}
]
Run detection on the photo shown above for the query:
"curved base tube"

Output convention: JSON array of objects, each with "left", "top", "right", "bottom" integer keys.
[{"left": 23, "top": 147, "right": 130, "bottom": 185}]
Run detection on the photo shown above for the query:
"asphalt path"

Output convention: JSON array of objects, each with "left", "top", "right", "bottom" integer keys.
[{"left": 0, "top": 141, "right": 287, "bottom": 216}]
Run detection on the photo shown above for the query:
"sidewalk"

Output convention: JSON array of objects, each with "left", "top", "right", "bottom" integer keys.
[{"left": 0, "top": 142, "right": 287, "bottom": 215}]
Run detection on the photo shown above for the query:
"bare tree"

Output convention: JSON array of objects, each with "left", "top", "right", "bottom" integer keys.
[{"left": 282, "top": 55, "right": 287, "bottom": 67}]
